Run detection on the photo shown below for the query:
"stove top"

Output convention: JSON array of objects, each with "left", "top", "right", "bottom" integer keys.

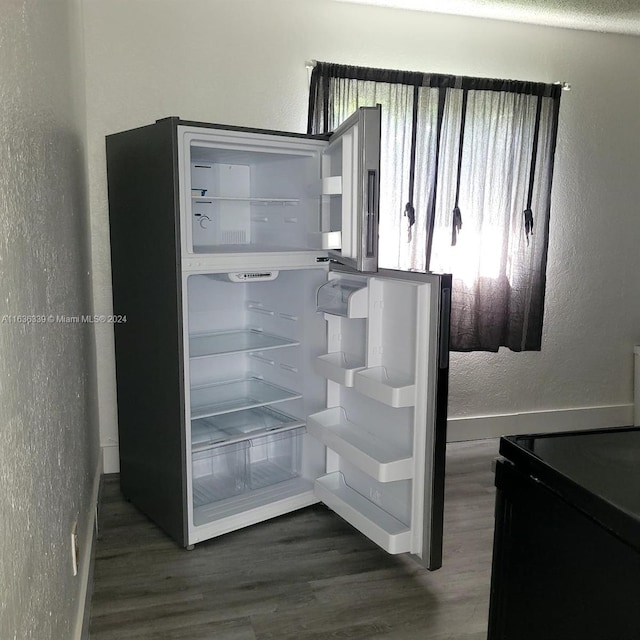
[{"left": 501, "top": 427, "right": 640, "bottom": 547}]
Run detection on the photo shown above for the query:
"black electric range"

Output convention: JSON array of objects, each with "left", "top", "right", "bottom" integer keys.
[
  {"left": 488, "top": 426, "right": 640, "bottom": 640},
  {"left": 500, "top": 426, "right": 640, "bottom": 551}
]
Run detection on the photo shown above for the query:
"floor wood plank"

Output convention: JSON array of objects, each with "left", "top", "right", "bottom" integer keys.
[{"left": 89, "top": 439, "right": 498, "bottom": 639}]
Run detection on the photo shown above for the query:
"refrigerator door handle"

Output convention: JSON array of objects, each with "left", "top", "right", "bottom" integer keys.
[
  {"left": 439, "top": 286, "right": 451, "bottom": 370},
  {"left": 365, "top": 170, "right": 378, "bottom": 258}
]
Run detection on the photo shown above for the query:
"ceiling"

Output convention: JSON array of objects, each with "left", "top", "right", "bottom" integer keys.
[{"left": 334, "top": 0, "right": 640, "bottom": 35}]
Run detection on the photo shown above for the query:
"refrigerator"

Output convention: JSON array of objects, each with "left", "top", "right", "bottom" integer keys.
[{"left": 106, "top": 106, "right": 452, "bottom": 570}]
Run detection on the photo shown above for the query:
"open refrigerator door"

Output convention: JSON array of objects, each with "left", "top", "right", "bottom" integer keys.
[
  {"left": 320, "top": 105, "right": 381, "bottom": 273},
  {"left": 310, "top": 268, "right": 451, "bottom": 568}
]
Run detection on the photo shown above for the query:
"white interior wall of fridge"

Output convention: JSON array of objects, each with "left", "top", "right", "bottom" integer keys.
[
  {"left": 183, "top": 268, "right": 328, "bottom": 539},
  {"left": 185, "top": 135, "right": 325, "bottom": 254}
]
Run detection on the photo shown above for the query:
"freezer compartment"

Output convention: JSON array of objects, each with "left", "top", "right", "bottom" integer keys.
[
  {"left": 184, "top": 135, "right": 324, "bottom": 254},
  {"left": 191, "top": 427, "right": 305, "bottom": 510}
]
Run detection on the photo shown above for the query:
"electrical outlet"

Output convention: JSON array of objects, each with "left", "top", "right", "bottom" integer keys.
[{"left": 71, "top": 521, "right": 79, "bottom": 577}]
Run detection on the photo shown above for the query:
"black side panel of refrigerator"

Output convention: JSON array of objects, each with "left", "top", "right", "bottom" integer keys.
[
  {"left": 106, "top": 119, "right": 188, "bottom": 546},
  {"left": 488, "top": 459, "right": 640, "bottom": 640},
  {"left": 426, "top": 275, "right": 451, "bottom": 570}
]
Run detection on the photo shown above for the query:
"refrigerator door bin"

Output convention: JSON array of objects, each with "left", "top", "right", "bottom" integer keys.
[
  {"left": 189, "top": 329, "right": 299, "bottom": 358},
  {"left": 316, "top": 278, "right": 368, "bottom": 318},
  {"left": 314, "top": 472, "right": 411, "bottom": 554},
  {"left": 353, "top": 367, "right": 415, "bottom": 408},
  {"left": 349, "top": 275, "right": 422, "bottom": 407},
  {"left": 321, "top": 176, "right": 342, "bottom": 195},
  {"left": 307, "top": 407, "right": 413, "bottom": 482},
  {"left": 190, "top": 377, "right": 302, "bottom": 419},
  {"left": 320, "top": 231, "right": 342, "bottom": 250},
  {"left": 314, "top": 352, "right": 366, "bottom": 387},
  {"left": 192, "top": 441, "right": 249, "bottom": 506},
  {"left": 192, "top": 406, "right": 305, "bottom": 451}
]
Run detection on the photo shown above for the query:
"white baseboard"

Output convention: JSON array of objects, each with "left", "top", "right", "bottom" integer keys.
[
  {"left": 102, "top": 443, "right": 120, "bottom": 474},
  {"left": 446, "top": 403, "right": 634, "bottom": 442},
  {"left": 73, "top": 456, "right": 103, "bottom": 640}
]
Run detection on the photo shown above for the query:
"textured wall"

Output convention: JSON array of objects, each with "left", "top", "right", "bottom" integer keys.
[
  {"left": 0, "top": 0, "right": 98, "bottom": 638},
  {"left": 82, "top": 0, "right": 640, "bottom": 456}
]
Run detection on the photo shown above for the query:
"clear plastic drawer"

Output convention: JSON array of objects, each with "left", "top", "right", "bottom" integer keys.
[
  {"left": 192, "top": 441, "right": 248, "bottom": 506},
  {"left": 248, "top": 428, "right": 303, "bottom": 490},
  {"left": 191, "top": 427, "right": 304, "bottom": 508}
]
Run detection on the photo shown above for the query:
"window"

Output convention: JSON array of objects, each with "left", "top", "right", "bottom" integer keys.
[{"left": 308, "top": 62, "right": 561, "bottom": 352}]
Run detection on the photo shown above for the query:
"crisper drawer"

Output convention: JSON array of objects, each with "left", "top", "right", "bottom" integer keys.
[
  {"left": 192, "top": 441, "right": 248, "bottom": 506},
  {"left": 191, "top": 427, "right": 304, "bottom": 508},
  {"left": 248, "top": 429, "right": 303, "bottom": 490}
]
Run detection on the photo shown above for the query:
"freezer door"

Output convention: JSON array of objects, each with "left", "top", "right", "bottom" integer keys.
[
  {"left": 310, "top": 268, "right": 451, "bottom": 569},
  {"left": 320, "top": 105, "right": 381, "bottom": 273}
]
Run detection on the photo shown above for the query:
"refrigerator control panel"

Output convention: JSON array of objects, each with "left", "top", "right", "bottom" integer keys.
[{"left": 208, "top": 271, "right": 280, "bottom": 283}]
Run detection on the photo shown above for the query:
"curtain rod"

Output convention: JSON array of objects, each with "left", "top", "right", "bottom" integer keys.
[{"left": 305, "top": 60, "right": 571, "bottom": 90}]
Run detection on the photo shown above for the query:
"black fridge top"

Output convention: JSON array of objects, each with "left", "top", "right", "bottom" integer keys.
[{"left": 499, "top": 426, "right": 640, "bottom": 551}]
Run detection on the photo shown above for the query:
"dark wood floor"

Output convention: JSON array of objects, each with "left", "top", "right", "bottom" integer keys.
[{"left": 89, "top": 440, "right": 498, "bottom": 639}]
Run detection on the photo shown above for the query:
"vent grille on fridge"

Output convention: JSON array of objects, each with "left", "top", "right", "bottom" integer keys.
[{"left": 222, "top": 230, "right": 247, "bottom": 244}]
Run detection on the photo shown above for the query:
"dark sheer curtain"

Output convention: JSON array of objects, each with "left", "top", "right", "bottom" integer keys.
[{"left": 308, "top": 62, "right": 561, "bottom": 352}]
